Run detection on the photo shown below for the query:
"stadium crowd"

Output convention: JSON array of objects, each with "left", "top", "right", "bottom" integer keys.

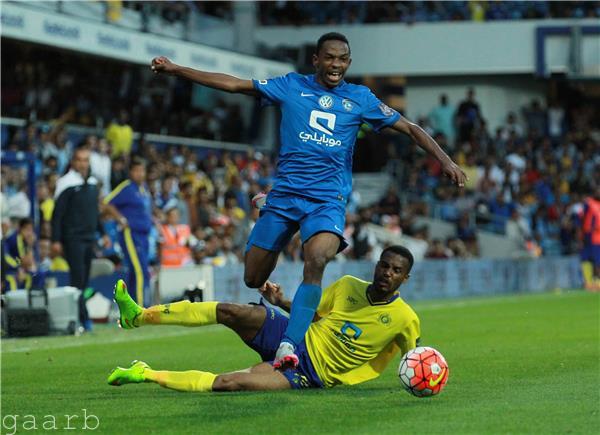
[
  {"left": 1, "top": 42, "right": 249, "bottom": 142},
  {"left": 258, "top": 1, "right": 600, "bottom": 26},
  {"left": 2, "top": 85, "right": 598, "bottom": 287},
  {"left": 2, "top": 41, "right": 599, "bottom": 292}
]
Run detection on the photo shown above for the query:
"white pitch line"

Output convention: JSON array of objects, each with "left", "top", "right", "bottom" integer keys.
[{"left": 2, "top": 325, "right": 223, "bottom": 354}]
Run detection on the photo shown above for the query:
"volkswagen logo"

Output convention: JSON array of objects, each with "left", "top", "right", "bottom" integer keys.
[{"left": 318, "top": 95, "right": 334, "bottom": 109}]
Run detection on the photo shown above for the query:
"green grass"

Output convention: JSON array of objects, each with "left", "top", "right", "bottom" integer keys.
[{"left": 2, "top": 290, "right": 599, "bottom": 434}]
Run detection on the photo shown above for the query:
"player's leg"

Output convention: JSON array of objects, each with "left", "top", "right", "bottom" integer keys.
[
  {"left": 122, "top": 228, "right": 145, "bottom": 305},
  {"left": 244, "top": 245, "right": 279, "bottom": 288},
  {"left": 243, "top": 195, "right": 299, "bottom": 288},
  {"left": 108, "top": 361, "right": 290, "bottom": 392},
  {"left": 114, "top": 277, "right": 268, "bottom": 340},
  {"left": 64, "top": 238, "right": 93, "bottom": 330},
  {"left": 135, "top": 230, "right": 152, "bottom": 306},
  {"left": 276, "top": 200, "right": 345, "bottom": 368}
]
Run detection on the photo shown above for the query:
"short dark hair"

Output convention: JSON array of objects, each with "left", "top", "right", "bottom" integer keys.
[
  {"left": 381, "top": 245, "right": 414, "bottom": 272},
  {"left": 316, "top": 32, "right": 350, "bottom": 55},
  {"left": 19, "top": 218, "right": 33, "bottom": 229},
  {"left": 129, "top": 157, "right": 146, "bottom": 171}
]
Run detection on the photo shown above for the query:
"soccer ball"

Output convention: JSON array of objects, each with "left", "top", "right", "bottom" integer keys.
[{"left": 398, "top": 346, "right": 449, "bottom": 397}]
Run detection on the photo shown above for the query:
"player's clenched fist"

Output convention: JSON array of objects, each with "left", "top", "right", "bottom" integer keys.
[
  {"left": 151, "top": 56, "right": 176, "bottom": 74},
  {"left": 258, "top": 281, "right": 284, "bottom": 306}
]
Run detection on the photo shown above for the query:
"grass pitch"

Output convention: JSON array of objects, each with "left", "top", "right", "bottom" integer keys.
[{"left": 2, "top": 290, "right": 599, "bottom": 434}]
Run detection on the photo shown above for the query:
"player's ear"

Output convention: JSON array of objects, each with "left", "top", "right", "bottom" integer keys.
[
  {"left": 403, "top": 273, "right": 410, "bottom": 283},
  {"left": 312, "top": 53, "right": 319, "bottom": 68}
]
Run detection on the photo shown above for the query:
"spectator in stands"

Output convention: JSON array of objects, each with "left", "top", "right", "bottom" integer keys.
[
  {"left": 425, "top": 239, "right": 451, "bottom": 259},
  {"left": 547, "top": 100, "right": 565, "bottom": 142},
  {"left": 352, "top": 207, "right": 379, "bottom": 260},
  {"left": 220, "top": 190, "right": 246, "bottom": 227},
  {"left": 106, "top": 110, "right": 134, "bottom": 159},
  {"left": 155, "top": 176, "right": 178, "bottom": 211},
  {"left": 103, "top": 158, "right": 153, "bottom": 305},
  {"left": 111, "top": 157, "right": 128, "bottom": 190},
  {"left": 2, "top": 218, "right": 36, "bottom": 290},
  {"left": 499, "top": 112, "right": 524, "bottom": 141},
  {"left": 522, "top": 99, "right": 547, "bottom": 139},
  {"left": 37, "top": 181, "right": 54, "bottom": 224},
  {"left": 456, "top": 88, "right": 482, "bottom": 144},
  {"left": 38, "top": 236, "right": 69, "bottom": 273},
  {"left": 488, "top": 192, "right": 515, "bottom": 233},
  {"left": 89, "top": 136, "right": 112, "bottom": 196},
  {"left": 7, "top": 182, "right": 31, "bottom": 219},
  {"left": 456, "top": 213, "right": 478, "bottom": 256},
  {"left": 378, "top": 186, "right": 402, "bottom": 216},
  {"left": 429, "top": 94, "right": 456, "bottom": 146},
  {"left": 51, "top": 147, "right": 108, "bottom": 331},
  {"left": 159, "top": 207, "right": 193, "bottom": 268}
]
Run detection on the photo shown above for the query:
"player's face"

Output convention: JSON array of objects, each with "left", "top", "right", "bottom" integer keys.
[
  {"left": 372, "top": 252, "right": 410, "bottom": 293},
  {"left": 72, "top": 150, "right": 90, "bottom": 177},
  {"left": 313, "top": 40, "right": 352, "bottom": 88},
  {"left": 130, "top": 165, "right": 146, "bottom": 185}
]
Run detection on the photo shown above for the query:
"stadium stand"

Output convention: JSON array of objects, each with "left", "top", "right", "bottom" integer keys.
[{"left": 1, "top": 1, "right": 598, "bottom": 298}]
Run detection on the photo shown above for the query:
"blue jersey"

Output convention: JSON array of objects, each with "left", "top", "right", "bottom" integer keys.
[
  {"left": 253, "top": 73, "right": 401, "bottom": 203},
  {"left": 103, "top": 180, "right": 153, "bottom": 233}
]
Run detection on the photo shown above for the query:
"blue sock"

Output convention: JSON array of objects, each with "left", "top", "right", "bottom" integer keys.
[{"left": 283, "top": 283, "right": 322, "bottom": 348}]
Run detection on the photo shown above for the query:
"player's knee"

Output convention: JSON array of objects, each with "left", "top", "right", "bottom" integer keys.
[
  {"left": 212, "top": 374, "right": 242, "bottom": 392},
  {"left": 244, "top": 273, "right": 265, "bottom": 289},
  {"left": 304, "top": 254, "right": 331, "bottom": 275},
  {"left": 216, "top": 303, "right": 244, "bottom": 325}
]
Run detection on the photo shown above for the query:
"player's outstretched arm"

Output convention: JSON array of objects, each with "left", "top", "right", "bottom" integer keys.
[
  {"left": 151, "top": 56, "right": 259, "bottom": 96},
  {"left": 391, "top": 118, "right": 467, "bottom": 187}
]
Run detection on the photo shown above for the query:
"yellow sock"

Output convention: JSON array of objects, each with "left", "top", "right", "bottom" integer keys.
[
  {"left": 139, "top": 301, "right": 218, "bottom": 326},
  {"left": 581, "top": 262, "right": 593, "bottom": 285},
  {"left": 144, "top": 369, "right": 217, "bottom": 392}
]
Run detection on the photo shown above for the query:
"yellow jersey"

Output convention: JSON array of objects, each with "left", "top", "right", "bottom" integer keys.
[{"left": 305, "top": 275, "right": 420, "bottom": 388}]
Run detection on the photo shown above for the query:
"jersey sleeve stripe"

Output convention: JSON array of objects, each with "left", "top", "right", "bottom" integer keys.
[{"left": 103, "top": 180, "right": 130, "bottom": 205}]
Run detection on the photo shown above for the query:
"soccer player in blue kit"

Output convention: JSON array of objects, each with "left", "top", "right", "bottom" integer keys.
[{"left": 151, "top": 32, "right": 466, "bottom": 369}]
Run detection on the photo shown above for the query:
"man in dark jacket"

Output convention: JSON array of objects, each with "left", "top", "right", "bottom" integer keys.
[{"left": 51, "top": 147, "right": 108, "bottom": 331}]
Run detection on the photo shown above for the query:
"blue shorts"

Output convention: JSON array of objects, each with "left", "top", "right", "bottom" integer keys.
[
  {"left": 247, "top": 191, "right": 348, "bottom": 253},
  {"left": 246, "top": 302, "right": 324, "bottom": 389},
  {"left": 581, "top": 240, "right": 600, "bottom": 267}
]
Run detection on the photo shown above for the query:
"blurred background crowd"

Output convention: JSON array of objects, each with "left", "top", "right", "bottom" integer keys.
[{"left": 1, "top": 0, "right": 599, "bottom": 296}]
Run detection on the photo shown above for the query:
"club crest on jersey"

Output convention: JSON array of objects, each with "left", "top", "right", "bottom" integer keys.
[
  {"left": 379, "top": 313, "right": 391, "bottom": 325},
  {"left": 342, "top": 99, "right": 354, "bottom": 112},
  {"left": 319, "top": 95, "right": 334, "bottom": 109},
  {"left": 378, "top": 103, "right": 395, "bottom": 117}
]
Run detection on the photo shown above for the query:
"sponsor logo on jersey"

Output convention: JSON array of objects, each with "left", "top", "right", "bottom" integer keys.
[
  {"left": 333, "top": 330, "right": 357, "bottom": 353},
  {"left": 378, "top": 103, "right": 395, "bottom": 117},
  {"left": 319, "top": 95, "right": 334, "bottom": 109},
  {"left": 346, "top": 296, "right": 358, "bottom": 305},
  {"left": 301, "top": 92, "right": 315, "bottom": 97},
  {"left": 299, "top": 110, "right": 341, "bottom": 147},
  {"left": 342, "top": 99, "right": 354, "bottom": 112}
]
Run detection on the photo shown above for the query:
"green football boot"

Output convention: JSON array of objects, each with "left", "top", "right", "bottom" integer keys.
[
  {"left": 107, "top": 360, "right": 149, "bottom": 386},
  {"left": 113, "top": 279, "right": 143, "bottom": 329}
]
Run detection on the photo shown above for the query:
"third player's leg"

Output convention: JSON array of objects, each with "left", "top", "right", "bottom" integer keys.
[{"left": 216, "top": 303, "right": 267, "bottom": 342}]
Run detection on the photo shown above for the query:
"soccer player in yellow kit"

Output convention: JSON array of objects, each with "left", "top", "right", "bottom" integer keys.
[{"left": 108, "top": 246, "right": 420, "bottom": 391}]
